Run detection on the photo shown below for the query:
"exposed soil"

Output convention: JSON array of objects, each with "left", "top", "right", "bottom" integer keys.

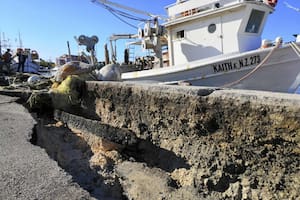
[{"left": 3, "top": 77, "right": 299, "bottom": 200}]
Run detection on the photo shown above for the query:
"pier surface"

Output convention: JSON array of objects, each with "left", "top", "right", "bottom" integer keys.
[{"left": 0, "top": 95, "right": 93, "bottom": 200}]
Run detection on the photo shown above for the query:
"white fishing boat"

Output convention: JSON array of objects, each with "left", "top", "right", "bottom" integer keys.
[
  {"left": 95, "top": 0, "right": 300, "bottom": 93},
  {"left": 0, "top": 33, "right": 45, "bottom": 74},
  {"left": 9, "top": 48, "right": 42, "bottom": 73}
]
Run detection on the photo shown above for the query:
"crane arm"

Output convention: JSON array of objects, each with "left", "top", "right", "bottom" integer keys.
[
  {"left": 109, "top": 34, "right": 138, "bottom": 41},
  {"left": 91, "top": 0, "right": 157, "bottom": 18},
  {"left": 109, "top": 34, "right": 138, "bottom": 63}
]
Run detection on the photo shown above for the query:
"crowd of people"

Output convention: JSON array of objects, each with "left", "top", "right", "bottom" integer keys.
[{"left": 0, "top": 48, "right": 28, "bottom": 74}]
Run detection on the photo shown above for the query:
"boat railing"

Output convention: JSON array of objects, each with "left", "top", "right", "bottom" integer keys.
[{"left": 167, "top": 0, "right": 271, "bottom": 20}]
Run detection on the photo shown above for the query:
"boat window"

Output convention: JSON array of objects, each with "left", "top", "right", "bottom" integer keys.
[
  {"left": 208, "top": 24, "right": 216, "bottom": 33},
  {"left": 245, "top": 10, "right": 265, "bottom": 33},
  {"left": 176, "top": 30, "right": 185, "bottom": 39}
]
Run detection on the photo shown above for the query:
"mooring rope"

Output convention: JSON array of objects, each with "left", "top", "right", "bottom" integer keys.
[
  {"left": 221, "top": 43, "right": 280, "bottom": 88},
  {"left": 159, "top": 43, "right": 281, "bottom": 87},
  {"left": 290, "top": 42, "right": 300, "bottom": 58}
]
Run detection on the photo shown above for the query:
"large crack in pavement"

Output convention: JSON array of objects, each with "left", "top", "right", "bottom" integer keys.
[
  {"left": 31, "top": 113, "right": 192, "bottom": 200},
  {"left": 32, "top": 117, "right": 127, "bottom": 200}
]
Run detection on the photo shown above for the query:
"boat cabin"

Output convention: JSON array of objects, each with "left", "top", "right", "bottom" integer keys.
[{"left": 164, "top": 0, "right": 276, "bottom": 66}]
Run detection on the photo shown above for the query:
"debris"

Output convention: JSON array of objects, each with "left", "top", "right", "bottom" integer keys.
[
  {"left": 54, "top": 61, "right": 94, "bottom": 83},
  {"left": 27, "top": 75, "right": 41, "bottom": 85},
  {"left": 50, "top": 75, "right": 85, "bottom": 109},
  {"left": 95, "top": 63, "right": 121, "bottom": 81},
  {"left": 0, "top": 76, "right": 9, "bottom": 86},
  {"left": 26, "top": 91, "right": 53, "bottom": 113}
]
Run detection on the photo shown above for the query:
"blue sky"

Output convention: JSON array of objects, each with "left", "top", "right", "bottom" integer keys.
[{"left": 0, "top": 0, "right": 299, "bottom": 62}]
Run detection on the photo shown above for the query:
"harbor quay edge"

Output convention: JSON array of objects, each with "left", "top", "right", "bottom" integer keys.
[{"left": 52, "top": 81, "right": 300, "bottom": 199}]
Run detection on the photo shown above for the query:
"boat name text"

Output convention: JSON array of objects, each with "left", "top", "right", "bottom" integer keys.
[{"left": 212, "top": 55, "right": 261, "bottom": 73}]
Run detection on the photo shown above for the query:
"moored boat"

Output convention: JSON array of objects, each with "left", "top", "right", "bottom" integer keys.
[
  {"left": 93, "top": 0, "right": 300, "bottom": 93},
  {"left": 10, "top": 48, "right": 43, "bottom": 74}
]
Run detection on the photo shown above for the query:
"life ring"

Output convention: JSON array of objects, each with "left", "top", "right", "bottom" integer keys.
[{"left": 266, "top": 0, "right": 277, "bottom": 7}]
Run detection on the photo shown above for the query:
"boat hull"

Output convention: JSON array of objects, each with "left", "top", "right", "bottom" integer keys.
[
  {"left": 11, "top": 61, "right": 41, "bottom": 73},
  {"left": 122, "top": 43, "right": 300, "bottom": 93}
]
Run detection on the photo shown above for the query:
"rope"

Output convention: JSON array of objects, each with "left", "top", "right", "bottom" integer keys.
[
  {"left": 158, "top": 42, "right": 281, "bottom": 87},
  {"left": 290, "top": 42, "right": 300, "bottom": 58},
  {"left": 288, "top": 42, "right": 300, "bottom": 94},
  {"left": 221, "top": 43, "right": 280, "bottom": 88}
]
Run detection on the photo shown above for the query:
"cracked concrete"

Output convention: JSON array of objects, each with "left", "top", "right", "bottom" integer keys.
[
  {"left": 49, "top": 82, "right": 300, "bottom": 199},
  {"left": 1, "top": 80, "right": 300, "bottom": 200},
  {"left": 0, "top": 94, "right": 94, "bottom": 200}
]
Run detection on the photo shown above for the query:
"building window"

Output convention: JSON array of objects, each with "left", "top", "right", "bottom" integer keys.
[
  {"left": 208, "top": 24, "right": 216, "bottom": 33},
  {"left": 176, "top": 30, "right": 185, "bottom": 39},
  {"left": 245, "top": 10, "right": 265, "bottom": 33}
]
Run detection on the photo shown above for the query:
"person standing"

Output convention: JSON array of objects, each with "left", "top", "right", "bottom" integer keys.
[
  {"left": 1, "top": 49, "right": 12, "bottom": 73},
  {"left": 16, "top": 48, "right": 27, "bottom": 73}
]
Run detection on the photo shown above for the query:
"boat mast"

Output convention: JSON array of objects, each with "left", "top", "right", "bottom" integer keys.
[
  {"left": 1, "top": 32, "right": 11, "bottom": 53},
  {"left": 0, "top": 32, "right": 2, "bottom": 56},
  {"left": 67, "top": 41, "right": 71, "bottom": 61},
  {"left": 18, "top": 31, "right": 23, "bottom": 49}
]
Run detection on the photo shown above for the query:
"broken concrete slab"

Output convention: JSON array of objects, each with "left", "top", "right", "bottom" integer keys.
[{"left": 54, "top": 110, "right": 137, "bottom": 147}]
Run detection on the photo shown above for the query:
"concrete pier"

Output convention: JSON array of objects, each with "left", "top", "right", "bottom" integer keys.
[
  {"left": 51, "top": 81, "right": 300, "bottom": 199},
  {"left": 1, "top": 78, "right": 299, "bottom": 199}
]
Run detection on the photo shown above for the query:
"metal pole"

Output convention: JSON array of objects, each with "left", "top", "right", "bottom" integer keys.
[
  {"left": 104, "top": 44, "right": 110, "bottom": 64},
  {"left": 67, "top": 41, "right": 71, "bottom": 61}
]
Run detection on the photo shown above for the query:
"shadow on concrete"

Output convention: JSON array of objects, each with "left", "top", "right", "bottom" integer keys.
[
  {"left": 124, "top": 139, "right": 191, "bottom": 173},
  {"left": 30, "top": 110, "right": 191, "bottom": 199},
  {"left": 31, "top": 118, "right": 126, "bottom": 200},
  {"left": 54, "top": 110, "right": 190, "bottom": 173}
]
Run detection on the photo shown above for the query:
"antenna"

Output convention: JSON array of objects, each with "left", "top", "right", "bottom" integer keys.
[{"left": 284, "top": 2, "right": 300, "bottom": 12}]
